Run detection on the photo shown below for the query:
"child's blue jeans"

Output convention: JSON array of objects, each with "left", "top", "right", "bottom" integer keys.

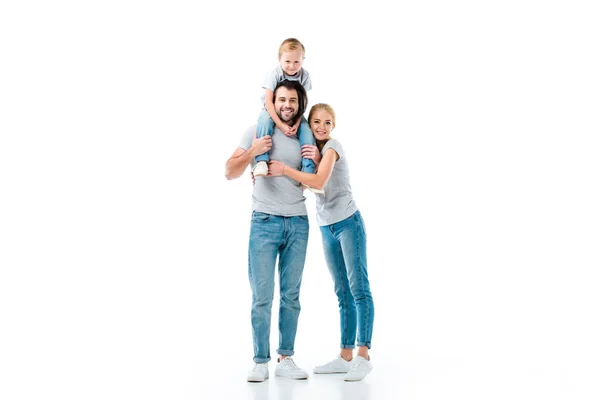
[{"left": 255, "top": 109, "right": 316, "bottom": 174}]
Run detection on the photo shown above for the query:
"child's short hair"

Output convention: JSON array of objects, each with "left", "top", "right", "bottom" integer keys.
[{"left": 278, "top": 38, "right": 306, "bottom": 58}]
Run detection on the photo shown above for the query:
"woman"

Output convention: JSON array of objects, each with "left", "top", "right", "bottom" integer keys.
[{"left": 268, "top": 103, "right": 375, "bottom": 382}]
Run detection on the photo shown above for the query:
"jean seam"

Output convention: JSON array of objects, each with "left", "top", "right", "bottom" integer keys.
[{"left": 354, "top": 213, "right": 368, "bottom": 346}]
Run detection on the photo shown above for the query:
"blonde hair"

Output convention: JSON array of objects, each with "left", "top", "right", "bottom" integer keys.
[
  {"left": 308, "top": 103, "right": 336, "bottom": 129},
  {"left": 278, "top": 38, "right": 306, "bottom": 58}
]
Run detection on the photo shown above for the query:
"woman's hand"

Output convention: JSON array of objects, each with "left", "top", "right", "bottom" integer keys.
[
  {"left": 267, "top": 160, "right": 285, "bottom": 176},
  {"left": 301, "top": 144, "right": 321, "bottom": 168}
]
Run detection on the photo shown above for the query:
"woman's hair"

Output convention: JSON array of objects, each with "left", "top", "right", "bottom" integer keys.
[
  {"left": 308, "top": 103, "right": 336, "bottom": 129},
  {"left": 278, "top": 38, "right": 306, "bottom": 58}
]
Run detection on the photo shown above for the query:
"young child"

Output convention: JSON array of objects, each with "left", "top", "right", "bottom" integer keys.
[{"left": 252, "top": 38, "right": 320, "bottom": 192}]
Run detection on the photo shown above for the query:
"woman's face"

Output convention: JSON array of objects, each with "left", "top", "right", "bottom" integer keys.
[{"left": 310, "top": 109, "right": 334, "bottom": 141}]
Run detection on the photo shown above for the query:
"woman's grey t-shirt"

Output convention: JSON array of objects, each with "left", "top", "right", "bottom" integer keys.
[
  {"left": 239, "top": 125, "right": 307, "bottom": 216},
  {"left": 315, "top": 139, "right": 358, "bottom": 226}
]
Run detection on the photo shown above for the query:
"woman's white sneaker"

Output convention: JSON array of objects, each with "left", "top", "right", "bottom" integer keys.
[
  {"left": 274, "top": 357, "right": 309, "bottom": 379},
  {"left": 344, "top": 356, "right": 372, "bottom": 381},
  {"left": 247, "top": 363, "right": 269, "bottom": 382},
  {"left": 313, "top": 354, "right": 352, "bottom": 374}
]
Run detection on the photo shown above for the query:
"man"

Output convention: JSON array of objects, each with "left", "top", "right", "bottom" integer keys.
[{"left": 225, "top": 80, "right": 310, "bottom": 382}]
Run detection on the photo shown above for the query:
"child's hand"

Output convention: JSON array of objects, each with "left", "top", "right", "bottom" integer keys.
[
  {"left": 250, "top": 172, "right": 255, "bottom": 185},
  {"left": 287, "top": 126, "right": 298, "bottom": 136},
  {"left": 279, "top": 124, "right": 296, "bottom": 137},
  {"left": 267, "top": 160, "right": 285, "bottom": 176},
  {"left": 301, "top": 144, "right": 322, "bottom": 167}
]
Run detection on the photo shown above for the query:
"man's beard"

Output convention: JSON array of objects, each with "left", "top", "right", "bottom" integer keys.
[{"left": 278, "top": 108, "right": 296, "bottom": 123}]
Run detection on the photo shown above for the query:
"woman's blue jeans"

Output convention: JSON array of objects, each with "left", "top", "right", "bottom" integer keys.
[{"left": 319, "top": 211, "right": 374, "bottom": 349}]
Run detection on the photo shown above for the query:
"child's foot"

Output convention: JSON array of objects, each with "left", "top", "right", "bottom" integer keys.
[
  {"left": 252, "top": 161, "right": 268, "bottom": 177},
  {"left": 302, "top": 184, "right": 324, "bottom": 195}
]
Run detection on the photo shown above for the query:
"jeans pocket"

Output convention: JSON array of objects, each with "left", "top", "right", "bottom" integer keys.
[{"left": 252, "top": 212, "right": 271, "bottom": 222}]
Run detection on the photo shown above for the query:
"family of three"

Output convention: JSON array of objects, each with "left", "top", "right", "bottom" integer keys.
[{"left": 225, "top": 78, "right": 375, "bottom": 383}]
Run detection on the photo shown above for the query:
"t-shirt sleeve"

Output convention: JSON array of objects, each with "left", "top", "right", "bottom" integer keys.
[
  {"left": 262, "top": 69, "right": 280, "bottom": 91},
  {"left": 302, "top": 69, "right": 312, "bottom": 91},
  {"left": 239, "top": 125, "right": 256, "bottom": 150},
  {"left": 323, "top": 139, "right": 343, "bottom": 161}
]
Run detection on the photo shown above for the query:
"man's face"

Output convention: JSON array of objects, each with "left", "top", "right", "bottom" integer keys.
[{"left": 274, "top": 87, "right": 299, "bottom": 125}]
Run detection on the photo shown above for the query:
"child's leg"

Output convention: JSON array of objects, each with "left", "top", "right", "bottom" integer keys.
[
  {"left": 255, "top": 109, "right": 274, "bottom": 163},
  {"left": 298, "top": 117, "right": 316, "bottom": 173}
]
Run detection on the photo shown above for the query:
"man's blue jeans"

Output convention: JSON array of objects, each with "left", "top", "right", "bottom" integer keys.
[
  {"left": 248, "top": 211, "right": 309, "bottom": 363},
  {"left": 319, "top": 210, "right": 374, "bottom": 349}
]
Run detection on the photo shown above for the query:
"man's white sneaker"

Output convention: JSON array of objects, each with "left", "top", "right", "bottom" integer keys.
[
  {"left": 252, "top": 161, "right": 268, "bottom": 177},
  {"left": 274, "top": 357, "right": 309, "bottom": 380},
  {"left": 313, "top": 354, "right": 352, "bottom": 374},
  {"left": 344, "top": 356, "right": 372, "bottom": 381},
  {"left": 247, "top": 363, "right": 269, "bottom": 382}
]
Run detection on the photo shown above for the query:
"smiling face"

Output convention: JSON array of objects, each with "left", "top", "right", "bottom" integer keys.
[
  {"left": 309, "top": 108, "right": 335, "bottom": 142},
  {"left": 279, "top": 49, "right": 304, "bottom": 76},
  {"left": 274, "top": 86, "right": 299, "bottom": 125}
]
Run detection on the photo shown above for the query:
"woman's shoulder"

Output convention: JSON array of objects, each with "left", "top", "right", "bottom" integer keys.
[
  {"left": 324, "top": 138, "right": 343, "bottom": 151},
  {"left": 323, "top": 138, "right": 345, "bottom": 160}
]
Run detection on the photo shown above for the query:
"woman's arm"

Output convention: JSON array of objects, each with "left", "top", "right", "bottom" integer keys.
[{"left": 269, "top": 148, "right": 338, "bottom": 190}]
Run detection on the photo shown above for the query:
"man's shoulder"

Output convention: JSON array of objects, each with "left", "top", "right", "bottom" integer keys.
[
  {"left": 239, "top": 124, "right": 259, "bottom": 150},
  {"left": 243, "top": 124, "right": 258, "bottom": 136}
]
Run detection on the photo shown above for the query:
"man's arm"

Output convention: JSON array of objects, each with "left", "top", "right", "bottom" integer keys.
[{"left": 224, "top": 135, "right": 272, "bottom": 180}]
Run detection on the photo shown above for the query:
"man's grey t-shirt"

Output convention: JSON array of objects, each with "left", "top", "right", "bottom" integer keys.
[
  {"left": 260, "top": 66, "right": 312, "bottom": 109},
  {"left": 240, "top": 125, "right": 307, "bottom": 216},
  {"left": 315, "top": 139, "right": 358, "bottom": 226}
]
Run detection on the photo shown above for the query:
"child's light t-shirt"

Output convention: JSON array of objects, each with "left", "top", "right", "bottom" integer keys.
[
  {"left": 261, "top": 66, "right": 312, "bottom": 109},
  {"left": 315, "top": 139, "right": 358, "bottom": 226}
]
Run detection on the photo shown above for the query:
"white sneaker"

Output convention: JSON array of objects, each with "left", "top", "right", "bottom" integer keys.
[
  {"left": 274, "top": 357, "right": 309, "bottom": 380},
  {"left": 302, "top": 184, "right": 325, "bottom": 194},
  {"left": 344, "top": 356, "right": 372, "bottom": 381},
  {"left": 247, "top": 363, "right": 269, "bottom": 382},
  {"left": 252, "top": 161, "right": 268, "bottom": 177},
  {"left": 313, "top": 354, "right": 352, "bottom": 374}
]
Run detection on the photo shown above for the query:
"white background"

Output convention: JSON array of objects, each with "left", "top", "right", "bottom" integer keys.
[{"left": 1, "top": 1, "right": 599, "bottom": 399}]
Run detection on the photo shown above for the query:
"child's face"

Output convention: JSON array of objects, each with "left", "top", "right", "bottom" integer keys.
[
  {"left": 310, "top": 110, "right": 334, "bottom": 141},
  {"left": 279, "top": 50, "right": 304, "bottom": 76}
]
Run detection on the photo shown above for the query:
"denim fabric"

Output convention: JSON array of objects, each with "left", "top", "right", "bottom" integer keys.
[
  {"left": 255, "top": 110, "right": 316, "bottom": 173},
  {"left": 296, "top": 118, "right": 316, "bottom": 173},
  {"left": 248, "top": 212, "right": 309, "bottom": 363},
  {"left": 319, "top": 210, "right": 374, "bottom": 349},
  {"left": 255, "top": 109, "right": 275, "bottom": 163}
]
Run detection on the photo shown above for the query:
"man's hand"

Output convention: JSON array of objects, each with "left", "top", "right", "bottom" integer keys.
[
  {"left": 251, "top": 134, "right": 272, "bottom": 156},
  {"left": 267, "top": 160, "right": 285, "bottom": 176},
  {"left": 250, "top": 172, "right": 255, "bottom": 185},
  {"left": 301, "top": 144, "right": 322, "bottom": 168}
]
